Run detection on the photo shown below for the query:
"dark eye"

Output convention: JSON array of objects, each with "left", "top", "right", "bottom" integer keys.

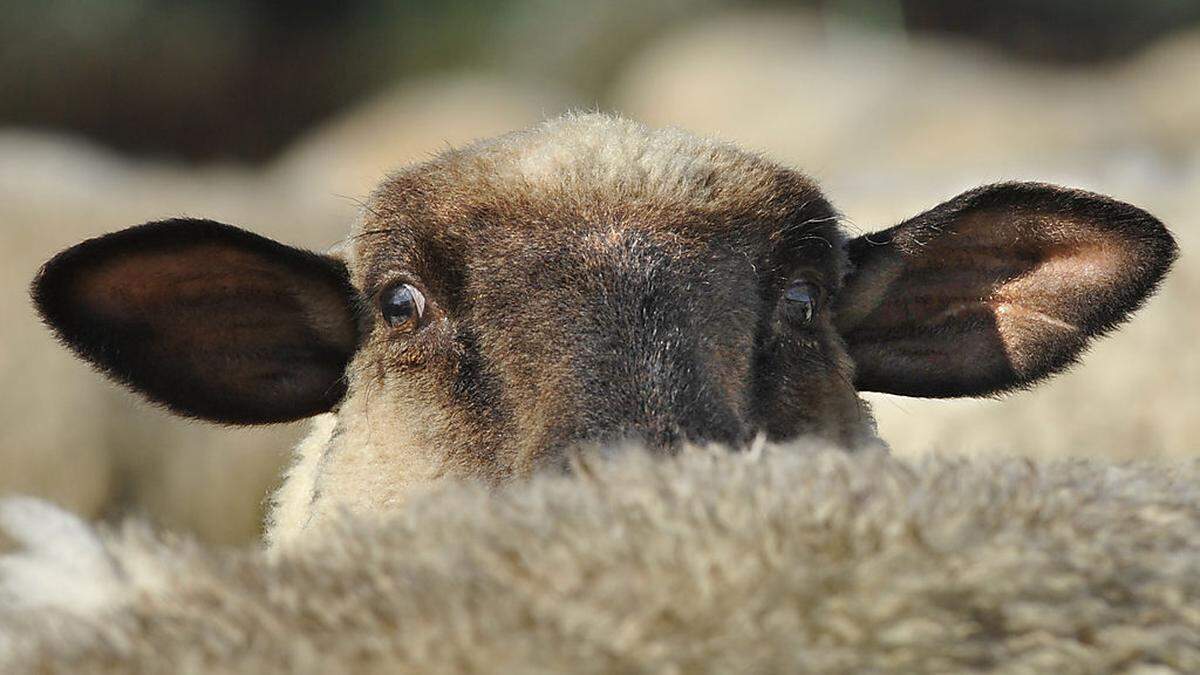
[
  {"left": 784, "top": 281, "right": 820, "bottom": 323},
  {"left": 380, "top": 283, "right": 426, "bottom": 330}
]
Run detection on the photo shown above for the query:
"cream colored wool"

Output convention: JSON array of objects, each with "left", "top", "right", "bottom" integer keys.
[{"left": 2, "top": 444, "right": 1199, "bottom": 674}]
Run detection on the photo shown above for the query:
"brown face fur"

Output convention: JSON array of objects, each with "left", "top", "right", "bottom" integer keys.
[
  {"left": 341, "top": 134, "right": 871, "bottom": 485},
  {"left": 32, "top": 114, "right": 1176, "bottom": 535}
]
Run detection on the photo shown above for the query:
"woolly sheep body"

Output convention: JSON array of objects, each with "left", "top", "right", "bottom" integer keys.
[{"left": 2, "top": 445, "right": 1199, "bottom": 673}]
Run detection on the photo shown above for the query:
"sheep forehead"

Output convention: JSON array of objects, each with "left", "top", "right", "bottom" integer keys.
[
  {"left": 348, "top": 113, "right": 846, "bottom": 279},
  {"left": 468, "top": 113, "right": 779, "bottom": 205}
]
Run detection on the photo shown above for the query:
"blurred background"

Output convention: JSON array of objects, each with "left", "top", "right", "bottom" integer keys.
[{"left": 3, "top": 0, "right": 1196, "bottom": 545}]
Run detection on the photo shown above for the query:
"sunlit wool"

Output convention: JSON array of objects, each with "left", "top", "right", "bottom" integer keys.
[{"left": 3, "top": 443, "right": 1198, "bottom": 673}]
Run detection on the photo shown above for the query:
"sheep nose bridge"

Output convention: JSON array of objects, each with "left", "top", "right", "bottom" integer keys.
[
  {"left": 576, "top": 329, "right": 746, "bottom": 448},
  {"left": 567, "top": 259, "right": 747, "bottom": 447}
]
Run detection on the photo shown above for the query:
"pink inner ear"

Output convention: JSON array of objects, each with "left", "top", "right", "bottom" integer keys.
[
  {"left": 844, "top": 208, "right": 1154, "bottom": 390},
  {"left": 842, "top": 183, "right": 1175, "bottom": 397},
  {"left": 991, "top": 230, "right": 1132, "bottom": 373},
  {"left": 889, "top": 209, "right": 1139, "bottom": 317}
]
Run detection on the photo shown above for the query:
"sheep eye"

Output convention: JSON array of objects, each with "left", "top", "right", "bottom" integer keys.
[
  {"left": 380, "top": 283, "right": 425, "bottom": 329},
  {"left": 784, "top": 281, "right": 820, "bottom": 323}
]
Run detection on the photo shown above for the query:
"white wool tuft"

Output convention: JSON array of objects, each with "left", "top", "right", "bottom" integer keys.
[{"left": 0, "top": 497, "right": 125, "bottom": 614}]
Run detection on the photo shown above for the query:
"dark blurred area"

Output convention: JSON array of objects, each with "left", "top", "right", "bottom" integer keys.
[
  {"left": 899, "top": 0, "right": 1200, "bottom": 62},
  {"left": 5, "top": 0, "right": 1199, "bottom": 163}
]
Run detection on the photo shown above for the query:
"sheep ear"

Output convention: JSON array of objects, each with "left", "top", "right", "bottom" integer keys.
[
  {"left": 32, "top": 219, "right": 359, "bottom": 424},
  {"left": 835, "top": 182, "right": 1176, "bottom": 398}
]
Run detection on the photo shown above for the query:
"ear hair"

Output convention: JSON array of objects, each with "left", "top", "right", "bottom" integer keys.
[
  {"left": 32, "top": 219, "right": 360, "bottom": 424},
  {"left": 837, "top": 182, "right": 1177, "bottom": 398}
]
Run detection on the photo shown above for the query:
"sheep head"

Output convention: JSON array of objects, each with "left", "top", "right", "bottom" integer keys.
[{"left": 31, "top": 114, "right": 1177, "bottom": 537}]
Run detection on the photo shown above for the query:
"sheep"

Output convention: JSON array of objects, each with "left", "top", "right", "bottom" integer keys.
[
  {"left": 8, "top": 24, "right": 1199, "bottom": 542},
  {"left": 26, "top": 113, "right": 1177, "bottom": 548},
  {"left": 2, "top": 443, "right": 1199, "bottom": 673}
]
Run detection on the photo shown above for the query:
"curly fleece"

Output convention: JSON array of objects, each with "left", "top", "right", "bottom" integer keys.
[{"left": 2, "top": 445, "right": 1199, "bottom": 673}]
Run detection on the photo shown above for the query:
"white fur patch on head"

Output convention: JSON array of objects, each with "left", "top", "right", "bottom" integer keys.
[{"left": 493, "top": 113, "right": 768, "bottom": 203}]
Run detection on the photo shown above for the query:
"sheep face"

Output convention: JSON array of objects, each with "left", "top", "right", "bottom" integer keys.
[{"left": 31, "top": 115, "right": 1176, "bottom": 536}]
